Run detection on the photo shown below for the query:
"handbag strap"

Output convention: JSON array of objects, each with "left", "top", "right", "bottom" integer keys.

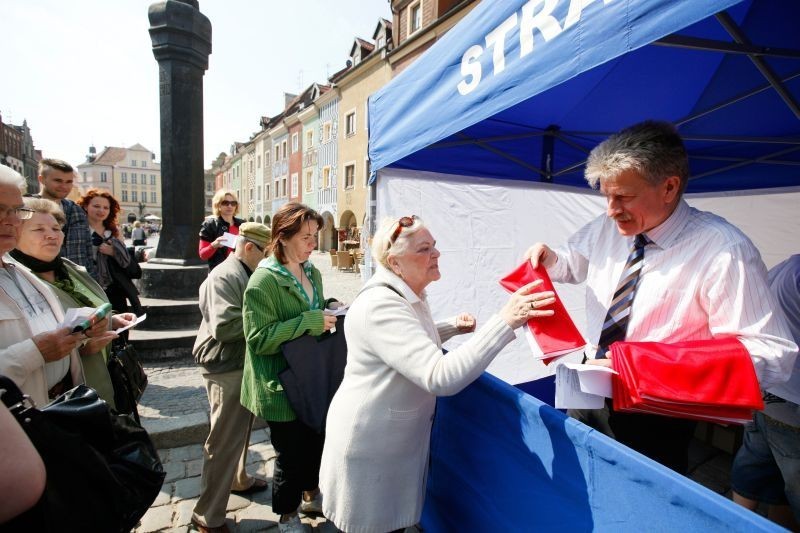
[
  {"left": 356, "top": 281, "right": 405, "bottom": 300},
  {"left": 0, "top": 375, "right": 29, "bottom": 411}
]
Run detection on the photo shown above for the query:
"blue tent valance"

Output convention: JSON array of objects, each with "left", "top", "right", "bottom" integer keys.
[{"left": 369, "top": 0, "right": 800, "bottom": 192}]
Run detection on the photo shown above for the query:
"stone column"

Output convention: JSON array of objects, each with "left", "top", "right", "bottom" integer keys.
[{"left": 148, "top": 0, "right": 211, "bottom": 266}]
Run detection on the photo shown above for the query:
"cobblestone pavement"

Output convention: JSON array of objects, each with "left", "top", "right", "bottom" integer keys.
[{"left": 135, "top": 252, "right": 366, "bottom": 532}]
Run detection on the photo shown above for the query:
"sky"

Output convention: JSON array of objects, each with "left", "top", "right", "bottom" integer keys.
[{"left": 2, "top": 0, "right": 391, "bottom": 168}]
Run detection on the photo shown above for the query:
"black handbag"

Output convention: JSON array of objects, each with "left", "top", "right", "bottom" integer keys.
[
  {"left": 0, "top": 376, "right": 165, "bottom": 532},
  {"left": 108, "top": 340, "right": 148, "bottom": 420}
]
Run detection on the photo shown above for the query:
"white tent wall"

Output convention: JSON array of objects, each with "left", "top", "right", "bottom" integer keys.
[{"left": 375, "top": 168, "right": 800, "bottom": 384}]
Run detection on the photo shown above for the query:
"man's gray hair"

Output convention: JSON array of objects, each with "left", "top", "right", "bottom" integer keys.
[
  {"left": 0, "top": 165, "right": 26, "bottom": 192},
  {"left": 585, "top": 120, "right": 689, "bottom": 194}
]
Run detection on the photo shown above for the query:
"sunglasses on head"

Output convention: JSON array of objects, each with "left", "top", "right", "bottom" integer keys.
[
  {"left": 220, "top": 200, "right": 238, "bottom": 207},
  {"left": 389, "top": 215, "right": 419, "bottom": 245}
]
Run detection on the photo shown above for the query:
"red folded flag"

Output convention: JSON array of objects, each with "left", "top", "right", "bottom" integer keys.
[
  {"left": 499, "top": 260, "right": 585, "bottom": 363},
  {"left": 610, "top": 338, "right": 763, "bottom": 424}
]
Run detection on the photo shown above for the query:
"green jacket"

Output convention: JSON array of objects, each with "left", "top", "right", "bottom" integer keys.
[{"left": 240, "top": 258, "right": 327, "bottom": 422}]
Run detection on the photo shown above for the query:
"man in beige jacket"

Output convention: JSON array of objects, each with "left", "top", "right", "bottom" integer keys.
[{"left": 191, "top": 222, "right": 271, "bottom": 533}]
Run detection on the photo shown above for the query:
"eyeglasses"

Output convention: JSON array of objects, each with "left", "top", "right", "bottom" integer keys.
[
  {"left": 389, "top": 215, "right": 418, "bottom": 245},
  {"left": 244, "top": 239, "right": 265, "bottom": 253},
  {"left": 0, "top": 206, "right": 35, "bottom": 221},
  {"left": 220, "top": 200, "right": 238, "bottom": 207}
]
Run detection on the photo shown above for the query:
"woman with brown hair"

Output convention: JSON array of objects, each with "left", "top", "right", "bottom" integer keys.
[
  {"left": 78, "top": 188, "right": 142, "bottom": 316},
  {"left": 240, "top": 202, "right": 337, "bottom": 533}
]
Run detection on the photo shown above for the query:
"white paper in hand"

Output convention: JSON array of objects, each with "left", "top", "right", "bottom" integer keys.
[
  {"left": 554, "top": 363, "right": 617, "bottom": 410},
  {"left": 114, "top": 313, "right": 147, "bottom": 334},
  {"left": 221, "top": 232, "right": 238, "bottom": 249}
]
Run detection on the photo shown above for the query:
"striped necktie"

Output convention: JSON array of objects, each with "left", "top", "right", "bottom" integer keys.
[{"left": 596, "top": 233, "right": 651, "bottom": 358}]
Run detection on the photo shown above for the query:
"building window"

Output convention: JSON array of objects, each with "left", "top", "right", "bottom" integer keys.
[
  {"left": 141, "top": 160, "right": 147, "bottom": 168},
  {"left": 150, "top": 175, "right": 156, "bottom": 185},
  {"left": 322, "top": 122, "right": 332, "bottom": 142},
  {"left": 121, "top": 172, "right": 128, "bottom": 183},
  {"left": 305, "top": 169, "right": 313, "bottom": 193},
  {"left": 274, "top": 179, "right": 280, "bottom": 198},
  {"left": 132, "top": 191, "right": 138, "bottom": 202},
  {"left": 281, "top": 176, "right": 287, "bottom": 197},
  {"left": 345, "top": 111, "right": 356, "bottom": 137},
  {"left": 345, "top": 164, "right": 355, "bottom": 189},
  {"left": 131, "top": 160, "right": 137, "bottom": 167},
  {"left": 274, "top": 145, "right": 280, "bottom": 162},
  {"left": 100, "top": 171, "right": 107, "bottom": 183},
  {"left": 265, "top": 183, "right": 271, "bottom": 200},
  {"left": 206, "top": 198, "right": 212, "bottom": 208},
  {"left": 291, "top": 173, "right": 298, "bottom": 197},
  {"left": 292, "top": 133, "right": 299, "bottom": 153},
  {"left": 249, "top": 188, "right": 254, "bottom": 201},
  {"left": 409, "top": 1, "right": 422, "bottom": 34},
  {"left": 131, "top": 173, "right": 137, "bottom": 184},
  {"left": 206, "top": 181, "right": 213, "bottom": 192},
  {"left": 151, "top": 191, "right": 157, "bottom": 203},
  {"left": 306, "top": 130, "right": 313, "bottom": 149},
  {"left": 257, "top": 185, "right": 262, "bottom": 200},
  {"left": 122, "top": 190, "right": 128, "bottom": 202},
  {"left": 322, "top": 166, "right": 331, "bottom": 189},
  {"left": 249, "top": 160, "right": 254, "bottom": 174},
  {"left": 264, "top": 151, "right": 270, "bottom": 165},
  {"left": 364, "top": 158, "right": 371, "bottom": 186},
  {"left": 257, "top": 155, "right": 261, "bottom": 168},
  {"left": 82, "top": 172, "right": 87, "bottom": 180},
  {"left": 281, "top": 140, "right": 287, "bottom": 160}
]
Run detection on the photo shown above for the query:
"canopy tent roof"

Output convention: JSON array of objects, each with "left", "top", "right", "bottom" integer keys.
[{"left": 369, "top": 0, "right": 800, "bottom": 193}]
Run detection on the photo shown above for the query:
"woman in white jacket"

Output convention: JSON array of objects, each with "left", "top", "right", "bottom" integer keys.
[{"left": 319, "top": 215, "right": 557, "bottom": 533}]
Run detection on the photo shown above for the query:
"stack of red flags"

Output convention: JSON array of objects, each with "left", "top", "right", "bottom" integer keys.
[
  {"left": 499, "top": 260, "right": 585, "bottom": 364},
  {"left": 610, "top": 337, "right": 764, "bottom": 424}
]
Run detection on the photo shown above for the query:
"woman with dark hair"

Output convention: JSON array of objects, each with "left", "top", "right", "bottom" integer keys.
[
  {"left": 240, "top": 202, "right": 337, "bottom": 533},
  {"left": 199, "top": 189, "right": 244, "bottom": 271},
  {"left": 78, "top": 189, "right": 142, "bottom": 316}
]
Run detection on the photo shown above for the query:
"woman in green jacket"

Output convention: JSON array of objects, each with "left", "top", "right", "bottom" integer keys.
[{"left": 241, "top": 202, "right": 337, "bottom": 533}]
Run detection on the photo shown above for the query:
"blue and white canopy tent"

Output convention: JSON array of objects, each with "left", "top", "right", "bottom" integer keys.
[
  {"left": 367, "top": 0, "right": 798, "bottom": 530},
  {"left": 369, "top": 0, "right": 800, "bottom": 384}
]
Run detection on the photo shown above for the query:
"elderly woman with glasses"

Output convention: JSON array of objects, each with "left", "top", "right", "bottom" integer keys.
[
  {"left": 8, "top": 197, "right": 136, "bottom": 409},
  {"left": 199, "top": 189, "right": 244, "bottom": 271},
  {"left": 319, "top": 215, "right": 557, "bottom": 533},
  {"left": 0, "top": 166, "right": 111, "bottom": 407}
]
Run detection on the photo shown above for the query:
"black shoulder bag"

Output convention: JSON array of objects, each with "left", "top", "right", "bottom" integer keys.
[
  {"left": 107, "top": 339, "right": 148, "bottom": 422},
  {"left": 0, "top": 377, "right": 165, "bottom": 533}
]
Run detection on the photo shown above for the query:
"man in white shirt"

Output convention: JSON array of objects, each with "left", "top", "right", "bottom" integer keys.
[{"left": 527, "top": 120, "right": 797, "bottom": 473}]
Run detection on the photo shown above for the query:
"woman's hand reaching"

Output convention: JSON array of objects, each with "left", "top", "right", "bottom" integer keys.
[{"left": 500, "top": 279, "right": 556, "bottom": 329}]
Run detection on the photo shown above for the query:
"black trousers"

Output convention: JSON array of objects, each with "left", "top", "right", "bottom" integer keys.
[
  {"left": 268, "top": 419, "right": 325, "bottom": 515},
  {"left": 608, "top": 409, "right": 697, "bottom": 474}
]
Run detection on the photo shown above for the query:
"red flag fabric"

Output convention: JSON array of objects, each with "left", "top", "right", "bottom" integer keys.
[
  {"left": 610, "top": 338, "right": 763, "bottom": 424},
  {"left": 499, "top": 261, "right": 585, "bottom": 362}
]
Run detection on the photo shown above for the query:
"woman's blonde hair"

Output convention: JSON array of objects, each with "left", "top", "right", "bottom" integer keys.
[
  {"left": 371, "top": 215, "right": 425, "bottom": 270},
  {"left": 23, "top": 197, "right": 66, "bottom": 226},
  {"left": 212, "top": 189, "right": 239, "bottom": 217}
]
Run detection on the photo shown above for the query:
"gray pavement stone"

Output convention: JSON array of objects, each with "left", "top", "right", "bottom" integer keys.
[
  {"left": 233, "top": 503, "right": 280, "bottom": 533},
  {"left": 139, "top": 505, "right": 174, "bottom": 533},
  {"left": 152, "top": 484, "right": 173, "bottom": 507},
  {"left": 186, "top": 457, "right": 204, "bottom": 478},
  {"left": 163, "top": 462, "right": 185, "bottom": 484},
  {"left": 174, "top": 499, "right": 197, "bottom": 527},
  {"left": 173, "top": 476, "right": 202, "bottom": 502},
  {"left": 226, "top": 494, "right": 252, "bottom": 512}
]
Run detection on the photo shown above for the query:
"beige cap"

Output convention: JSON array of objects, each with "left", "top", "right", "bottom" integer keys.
[{"left": 239, "top": 222, "right": 271, "bottom": 248}]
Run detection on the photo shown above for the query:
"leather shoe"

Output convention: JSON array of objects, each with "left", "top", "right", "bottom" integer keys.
[
  {"left": 231, "top": 477, "right": 268, "bottom": 495},
  {"left": 190, "top": 517, "right": 231, "bottom": 533}
]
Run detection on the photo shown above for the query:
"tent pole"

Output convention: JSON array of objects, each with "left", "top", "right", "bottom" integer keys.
[{"left": 716, "top": 12, "right": 800, "bottom": 119}]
